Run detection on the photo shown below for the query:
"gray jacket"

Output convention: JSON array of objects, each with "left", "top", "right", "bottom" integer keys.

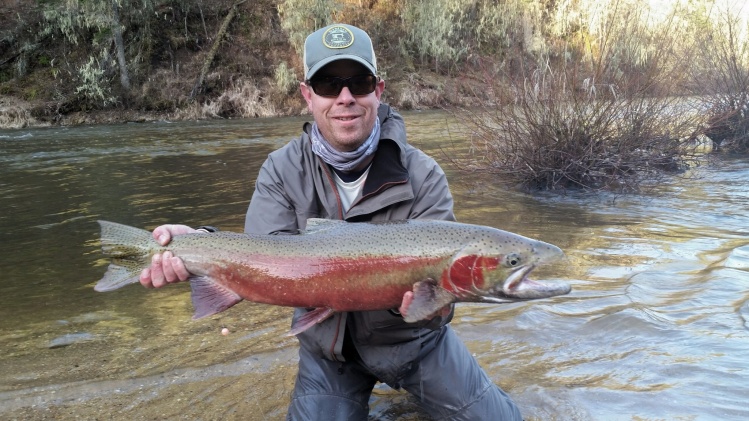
[{"left": 244, "top": 104, "right": 455, "bottom": 385}]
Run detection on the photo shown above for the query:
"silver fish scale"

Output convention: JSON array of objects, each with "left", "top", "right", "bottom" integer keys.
[{"left": 170, "top": 220, "right": 545, "bottom": 262}]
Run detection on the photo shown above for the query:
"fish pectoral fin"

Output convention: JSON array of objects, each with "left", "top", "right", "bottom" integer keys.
[
  {"left": 288, "top": 307, "right": 335, "bottom": 336},
  {"left": 402, "top": 280, "right": 456, "bottom": 323},
  {"left": 190, "top": 276, "right": 243, "bottom": 319}
]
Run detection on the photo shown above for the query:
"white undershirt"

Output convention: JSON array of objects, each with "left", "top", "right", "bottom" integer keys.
[{"left": 333, "top": 167, "right": 370, "bottom": 212}]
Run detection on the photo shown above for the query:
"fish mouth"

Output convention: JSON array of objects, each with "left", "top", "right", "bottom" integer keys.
[{"left": 486, "top": 264, "right": 571, "bottom": 301}]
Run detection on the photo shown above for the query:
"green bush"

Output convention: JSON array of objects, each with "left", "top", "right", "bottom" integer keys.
[
  {"left": 75, "top": 55, "right": 116, "bottom": 107},
  {"left": 398, "top": 0, "right": 529, "bottom": 73},
  {"left": 277, "top": 0, "right": 339, "bottom": 55},
  {"left": 274, "top": 61, "right": 298, "bottom": 94}
]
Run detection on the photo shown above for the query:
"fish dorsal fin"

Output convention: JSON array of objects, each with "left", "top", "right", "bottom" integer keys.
[
  {"left": 303, "top": 218, "right": 347, "bottom": 234},
  {"left": 190, "top": 276, "right": 243, "bottom": 319}
]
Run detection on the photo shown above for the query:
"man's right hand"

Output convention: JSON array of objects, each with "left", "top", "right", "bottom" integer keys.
[{"left": 139, "top": 224, "right": 196, "bottom": 288}]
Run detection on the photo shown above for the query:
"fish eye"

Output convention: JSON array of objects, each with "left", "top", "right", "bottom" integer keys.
[{"left": 504, "top": 253, "right": 521, "bottom": 267}]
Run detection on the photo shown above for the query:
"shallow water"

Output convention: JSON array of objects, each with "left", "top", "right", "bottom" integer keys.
[{"left": 1, "top": 111, "right": 747, "bottom": 420}]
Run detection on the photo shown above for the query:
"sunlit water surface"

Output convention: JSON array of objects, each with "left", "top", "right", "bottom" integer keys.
[{"left": 1, "top": 111, "right": 747, "bottom": 420}]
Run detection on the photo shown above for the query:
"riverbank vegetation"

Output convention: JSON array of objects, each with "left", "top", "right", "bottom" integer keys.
[
  {"left": 450, "top": 0, "right": 749, "bottom": 191},
  {"left": 1, "top": 0, "right": 748, "bottom": 191}
]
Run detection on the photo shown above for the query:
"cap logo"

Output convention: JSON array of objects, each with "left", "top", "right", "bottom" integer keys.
[{"left": 322, "top": 26, "right": 354, "bottom": 49}]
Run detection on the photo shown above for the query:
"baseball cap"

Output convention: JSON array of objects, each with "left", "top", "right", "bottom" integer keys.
[{"left": 303, "top": 24, "right": 377, "bottom": 80}]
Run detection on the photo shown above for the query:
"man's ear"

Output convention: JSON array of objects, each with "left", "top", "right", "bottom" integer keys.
[
  {"left": 374, "top": 78, "right": 385, "bottom": 100},
  {"left": 300, "top": 82, "right": 313, "bottom": 106}
]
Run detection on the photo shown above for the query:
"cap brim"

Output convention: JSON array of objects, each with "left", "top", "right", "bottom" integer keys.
[{"left": 305, "top": 55, "right": 377, "bottom": 80}]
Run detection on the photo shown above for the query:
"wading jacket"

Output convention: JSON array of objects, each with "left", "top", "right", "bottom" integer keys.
[{"left": 244, "top": 103, "right": 455, "bottom": 385}]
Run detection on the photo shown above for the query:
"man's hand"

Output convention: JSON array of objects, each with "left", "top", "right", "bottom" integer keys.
[
  {"left": 398, "top": 291, "right": 452, "bottom": 320},
  {"left": 139, "top": 224, "right": 196, "bottom": 288}
]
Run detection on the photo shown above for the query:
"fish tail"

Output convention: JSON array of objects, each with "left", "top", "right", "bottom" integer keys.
[{"left": 94, "top": 220, "right": 156, "bottom": 292}]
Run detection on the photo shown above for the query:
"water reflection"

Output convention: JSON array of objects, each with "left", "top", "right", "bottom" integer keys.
[{"left": 1, "top": 112, "right": 748, "bottom": 420}]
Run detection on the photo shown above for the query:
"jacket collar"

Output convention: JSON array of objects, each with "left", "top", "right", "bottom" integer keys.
[
  {"left": 302, "top": 104, "right": 412, "bottom": 219},
  {"left": 302, "top": 104, "right": 410, "bottom": 196},
  {"left": 361, "top": 138, "right": 408, "bottom": 197}
]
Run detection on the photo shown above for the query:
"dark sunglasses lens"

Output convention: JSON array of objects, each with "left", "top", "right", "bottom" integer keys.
[
  {"left": 310, "top": 79, "right": 341, "bottom": 96},
  {"left": 348, "top": 75, "right": 377, "bottom": 95},
  {"left": 311, "top": 75, "right": 376, "bottom": 96}
]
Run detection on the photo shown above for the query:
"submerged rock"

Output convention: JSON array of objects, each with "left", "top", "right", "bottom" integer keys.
[{"left": 47, "top": 332, "right": 97, "bottom": 349}]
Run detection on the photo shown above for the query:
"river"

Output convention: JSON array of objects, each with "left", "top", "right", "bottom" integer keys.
[{"left": 0, "top": 111, "right": 747, "bottom": 420}]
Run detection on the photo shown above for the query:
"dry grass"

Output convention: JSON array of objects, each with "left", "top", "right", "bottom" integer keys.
[
  {"left": 172, "top": 79, "right": 277, "bottom": 120},
  {"left": 0, "top": 100, "right": 39, "bottom": 128}
]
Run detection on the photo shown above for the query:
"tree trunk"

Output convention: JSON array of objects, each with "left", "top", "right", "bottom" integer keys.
[
  {"left": 111, "top": 0, "right": 130, "bottom": 90},
  {"left": 190, "top": 0, "right": 247, "bottom": 100}
]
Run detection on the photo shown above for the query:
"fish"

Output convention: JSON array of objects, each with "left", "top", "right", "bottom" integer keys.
[{"left": 94, "top": 218, "right": 570, "bottom": 334}]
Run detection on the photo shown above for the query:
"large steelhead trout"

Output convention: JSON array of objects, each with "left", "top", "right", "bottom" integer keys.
[{"left": 95, "top": 219, "right": 570, "bottom": 334}]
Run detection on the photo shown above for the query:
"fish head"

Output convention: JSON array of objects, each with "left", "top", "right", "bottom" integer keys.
[{"left": 443, "top": 230, "right": 570, "bottom": 303}]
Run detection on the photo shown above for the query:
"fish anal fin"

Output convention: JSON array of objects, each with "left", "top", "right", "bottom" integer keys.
[
  {"left": 190, "top": 276, "right": 243, "bottom": 319},
  {"left": 288, "top": 307, "right": 335, "bottom": 336},
  {"left": 402, "top": 280, "right": 456, "bottom": 323}
]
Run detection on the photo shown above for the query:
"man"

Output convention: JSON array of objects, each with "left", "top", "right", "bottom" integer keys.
[{"left": 140, "top": 23, "right": 522, "bottom": 420}]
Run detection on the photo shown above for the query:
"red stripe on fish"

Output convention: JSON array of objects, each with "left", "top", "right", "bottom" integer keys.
[{"left": 206, "top": 253, "right": 447, "bottom": 311}]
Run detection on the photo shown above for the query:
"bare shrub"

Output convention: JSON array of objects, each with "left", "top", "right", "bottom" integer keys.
[
  {"left": 453, "top": 66, "right": 699, "bottom": 192},
  {"left": 450, "top": 2, "right": 701, "bottom": 192},
  {"left": 683, "top": 3, "right": 749, "bottom": 153}
]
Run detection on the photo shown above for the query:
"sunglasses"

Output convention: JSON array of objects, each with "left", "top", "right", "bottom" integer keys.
[{"left": 306, "top": 74, "right": 378, "bottom": 97}]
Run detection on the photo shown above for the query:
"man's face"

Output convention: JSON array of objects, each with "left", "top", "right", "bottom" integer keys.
[{"left": 300, "top": 60, "right": 385, "bottom": 152}]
